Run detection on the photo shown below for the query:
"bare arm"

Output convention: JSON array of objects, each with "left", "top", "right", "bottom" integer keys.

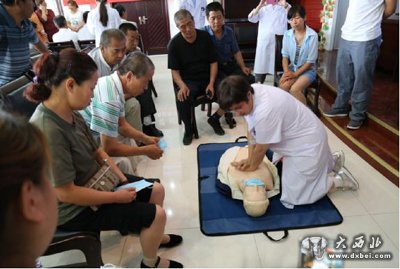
[
  {"left": 172, "top": 69, "right": 190, "bottom": 101},
  {"left": 33, "top": 41, "right": 48, "bottom": 53},
  {"left": 384, "top": 0, "right": 398, "bottom": 18},
  {"left": 234, "top": 51, "right": 251, "bottom": 75},
  {"left": 95, "top": 148, "right": 127, "bottom": 182},
  {"left": 55, "top": 181, "right": 136, "bottom": 206}
]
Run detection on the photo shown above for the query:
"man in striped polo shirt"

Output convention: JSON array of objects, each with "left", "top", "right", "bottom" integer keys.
[
  {"left": 81, "top": 52, "right": 163, "bottom": 175},
  {"left": 0, "top": 0, "right": 47, "bottom": 86}
]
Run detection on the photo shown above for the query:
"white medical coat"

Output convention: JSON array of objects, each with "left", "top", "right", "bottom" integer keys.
[
  {"left": 87, "top": 4, "right": 121, "bottom": 47},
  {"left": 248, "top": 4, "right": 289, "bottom": 74},
  {"left": 179, "top": 0, "right": 207, "bottom": 29},
  {"left": 245, "top": 84, "right": 334, "bottom": 209}
]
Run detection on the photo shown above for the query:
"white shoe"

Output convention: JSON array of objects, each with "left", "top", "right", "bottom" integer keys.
[
  {"left": 332, "top": 150, "right": 345, "bottom": 174},
  {"left": 335, "top": 167, "right": 359, "bottom": 191}
]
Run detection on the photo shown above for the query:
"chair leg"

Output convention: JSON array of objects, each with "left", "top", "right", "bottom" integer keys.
[
  {"left": 149, "top": 80, "right": 158, "bottom": 98},
  {"left": 192, "top": 105, "right": 199, "bottom": 139},
  {"left": 207, "top": 102, "right": 212, "bottom": 117},
  {"left": 201, "top": 103, "right": 205, "bottom": 111}
]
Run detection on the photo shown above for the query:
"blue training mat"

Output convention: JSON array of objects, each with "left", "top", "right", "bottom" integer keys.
[{"left": 197, "top": 142, "right": 343, "bottom": 236}]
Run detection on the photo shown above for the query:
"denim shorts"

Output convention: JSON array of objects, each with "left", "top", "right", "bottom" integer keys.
[{"left": 289, "top": 67, "right": 316, "bottom": 83}]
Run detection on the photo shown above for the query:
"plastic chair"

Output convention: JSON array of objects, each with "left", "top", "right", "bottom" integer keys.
[
  {"left": 77, "top": 39, "right": 96, "bottom": 53},
  {"left": 48, "top": 41, "right": 77, "bottom": 53}
]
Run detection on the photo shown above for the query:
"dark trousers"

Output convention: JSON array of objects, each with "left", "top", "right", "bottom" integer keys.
[
  {"left": 175, "top": 79, "right": 218, "bottom": 133},
  {"left": 136, "top": 80, "right": 157, "bottom": 120},
  {"left": 218, "top": 61, "right": 255, "bottom": 84}
]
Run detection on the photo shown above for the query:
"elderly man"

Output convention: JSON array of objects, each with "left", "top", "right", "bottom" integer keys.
[
  {"left": 168, "top": 9, "right": 229, "bottom": 145},
  {"left": 0, "top": 0, "right": 47, "bottom": 86},
  {"left": 81, "top": 52, "right": 163, "bottom": 175},
  {"left": 89, "top": 29, "right": 163, "bottom": 137}
]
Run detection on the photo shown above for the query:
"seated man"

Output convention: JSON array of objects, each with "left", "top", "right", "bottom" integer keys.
[
  {"left": 81, "top": 52, "right": 163, "bottom": 175},
  {"left": 52, "top": 15, "right": 78, "bottom": 47},
  {"left": 168, "top": 9, "right": 229, "bottom": 145},
  {"left": 88, "top": 29, "right": 163, "bottom": 137},
  {"left": 77, "top": 11, "right": 95, "bottom": 41},
  {"left": 119, "top": 22, "right": 163, "bottom": 137},
  {"left": 204, "top": 2, "right": 255, "bottom": 128}
]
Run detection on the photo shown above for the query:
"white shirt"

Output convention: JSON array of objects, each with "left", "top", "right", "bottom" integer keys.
[
  {"left": 179, "top": 0, "right": 207, "bottom": 29},
  {"left": 245, "top": 84, "right": 333, "bottom": 209},
  {"left": 65, "top": 9, "right": 83, "bottom": 29},
  {"left": 52, "top": 28, "right": 79, "bottom": 49},
  {"left": 78, "top": 25, "right": 95, "bottom": 41},
  {"left": 341, "top": 0, "right": 385, "bottom": 42},
  {"left": 87, "top": 4, "right": 121, "bottom": 46}
]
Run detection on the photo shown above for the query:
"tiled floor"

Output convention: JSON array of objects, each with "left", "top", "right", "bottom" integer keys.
[{"left": 41, "top": 55, "right": 399, "bottom": 268}]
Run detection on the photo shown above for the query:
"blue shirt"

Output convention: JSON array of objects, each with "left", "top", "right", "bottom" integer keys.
[
  {"left": 0, "top": 4, "right": 39, "bottom": 86},
  {"left": 281, "top": 26, "right": 318, "bottom": 72},
  {"left": 203, "top": 25, "right": 240, "bottom": 64}
]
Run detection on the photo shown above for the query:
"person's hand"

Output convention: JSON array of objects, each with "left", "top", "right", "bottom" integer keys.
[
  {"left": 282, "top": 70, "right": 296, "bottom": 81},
  {"left": 205, "top": 83, "right": 214, "bottom": 99},
  {"left": 114, "top": 188, "right": 136, "bottom": 203},
  {"left": 258, "top": 0, "right": 267, "bottom": 8},
  {"left": 144, "top": 144, "right": 163, "bottom": 160},
  {"left": 241, "top": 66, "right": 252, "bottom": 76},
  {"left": 231, "top": 159, "right": 250, "bottom": 171},
  {"left": 143, "top": 135, "right": 159, "bottom": 145},
  {"left": 177, "top": 84, "right": 190, "bottom": 102}
]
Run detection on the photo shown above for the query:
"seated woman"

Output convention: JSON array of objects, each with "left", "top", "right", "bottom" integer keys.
[
  {"left": 25, "top": 48, "right": 183, "bottom": 268},
  {"left": 279, "top": 4, "right": 318, "bottom": 104},
  {"left": 0, "top": 111, "right": 57, "bottom": 267}
]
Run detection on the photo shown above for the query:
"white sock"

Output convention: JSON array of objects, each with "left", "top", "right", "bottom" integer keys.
[{"left": 143, "top": 116, "right": 154, "bottom": 126}]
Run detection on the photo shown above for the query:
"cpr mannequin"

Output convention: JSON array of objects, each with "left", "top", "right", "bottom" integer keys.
[{"left": 217, "top": 146, "right": 280, "bottom": 217}]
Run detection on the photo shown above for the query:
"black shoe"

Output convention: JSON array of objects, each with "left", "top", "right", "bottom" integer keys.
[
  {"left": 159, "top": 234, "right": 183, "bottom": 248},
  {"left": 182, "top": 131, "right": 193, "bottom": 145},
  {"left": 224, "top": 112, "right": 236, "bottom": 129},
  {"left": 207, "top": 117, "right": 225, "bottom": 136},
  {"left": 140, "top": 256, "right": 183, "bottom": 268},
  {"left": 143, "top": 124, "right": 164, "bottom": 137}
]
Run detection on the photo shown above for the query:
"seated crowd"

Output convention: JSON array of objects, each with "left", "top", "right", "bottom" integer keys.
[{"left": 1, "top": 0, "right": 388, "bottom": 266}]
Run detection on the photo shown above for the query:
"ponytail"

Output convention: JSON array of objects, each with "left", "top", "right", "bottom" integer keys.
[{"left": 99, "top": 0, "right": 108, "bottom": 27}]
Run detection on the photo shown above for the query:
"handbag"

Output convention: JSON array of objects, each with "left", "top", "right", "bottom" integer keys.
[{"left": 81, "top": 121, "right": 121, "bottom": 210}]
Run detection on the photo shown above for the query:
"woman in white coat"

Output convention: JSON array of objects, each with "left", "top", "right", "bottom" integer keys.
[
  {"left": 248, "top": 0, "right": 290, "bottom": 83},
  {"left": 87, "top": 0, "right": 121, "bottom": 46}
]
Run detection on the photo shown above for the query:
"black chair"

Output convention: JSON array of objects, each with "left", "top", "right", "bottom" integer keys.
[
  {"left": 42, "top": 230, "right": 103, "bottom": 268},
  {"left": 48, "top": 41, "right": 76, "bottom": 53},
  {"left": 0, "top": 74, "right": 105, "bottom": 268},
  {"left": 173, "top": 82, "right": 213, "bottom": 139},
  {"left": 274, "top": 34, "right": 320, "bottom": 116},
  {"left": 77, "top": 39, "right": 96, "bottom": 53}
]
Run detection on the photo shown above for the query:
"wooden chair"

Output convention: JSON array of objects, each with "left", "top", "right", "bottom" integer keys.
[
  {"left": 173, "top": 81, "right": 213, "bottom": 139},
  {"left": 274, "top": 34, "right": 320, "bottom": 116}
]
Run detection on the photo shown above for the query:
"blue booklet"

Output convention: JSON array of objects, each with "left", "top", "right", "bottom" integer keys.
[{"left": 114, "top": 180, "right": 153, "bottom": 192}]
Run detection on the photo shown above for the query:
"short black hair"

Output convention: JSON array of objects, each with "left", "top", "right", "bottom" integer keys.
[
  {"left": 114, "top": 4, "right": 126, "bottom": 17},
  {"left": 218, "top": 75, "right": 254, "bottom": 110},
  {"left": 119, "top": 22, "right": 138, "bottom": 34},
  {"left": 206, "top": 1, "right": 224, "bottom": 18},
  {"left": 53, "top": 15, "right": 67, "bottom": 29},
  {"left": 287, "top": 4, "right": 306, "bottom": 20}
]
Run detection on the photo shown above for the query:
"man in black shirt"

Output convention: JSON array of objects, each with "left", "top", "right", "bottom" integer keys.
[{"left": 168, "top": 9, "right": 228, "bottom": 145}]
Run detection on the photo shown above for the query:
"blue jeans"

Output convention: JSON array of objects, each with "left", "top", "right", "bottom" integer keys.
[{"left": 332, "top": 37, "right": 381, "bottom": 121}]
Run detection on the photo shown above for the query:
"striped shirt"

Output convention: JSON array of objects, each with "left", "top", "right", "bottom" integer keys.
[
  {"left": 80, "top": 71, "right": 125, "bottom": 138},
  {"left": 0, "top": 4, "right": 39, "bottom": 86}
]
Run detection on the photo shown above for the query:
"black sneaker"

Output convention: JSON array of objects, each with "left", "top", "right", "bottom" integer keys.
[
  {"left": 225, "top": 112, "right": 236, "bottom": 129},
  {"left": 207, "top": 117, "right": 225, "bottom": 136},
  {"left": 143, "top": 124, "right": 164, "bottom": 137},
  {"left": 182, "top": 131, "right": 193, "bottom": 145}
]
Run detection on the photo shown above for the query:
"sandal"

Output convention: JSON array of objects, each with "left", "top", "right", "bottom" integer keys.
[{"left": 140, "top": 256, "right": 183, "bottom": 268}]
